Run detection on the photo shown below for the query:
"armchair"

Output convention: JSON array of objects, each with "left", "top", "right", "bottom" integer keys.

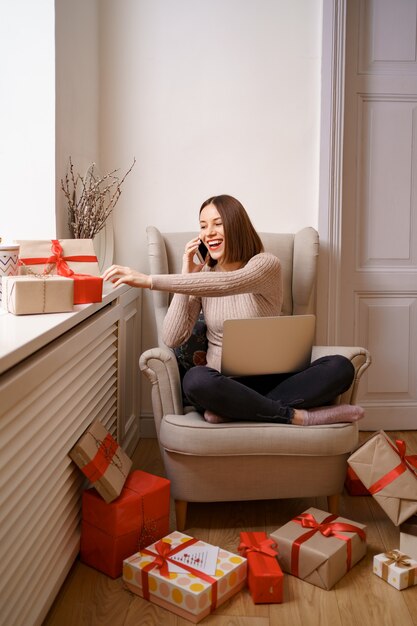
[{"left": 140, "top": 226, "right": 371, "bottom": 531}]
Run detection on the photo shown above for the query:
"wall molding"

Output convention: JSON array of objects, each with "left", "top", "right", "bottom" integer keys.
[{"left": 317, "top": 0, "right": 347, "bottom": 345}]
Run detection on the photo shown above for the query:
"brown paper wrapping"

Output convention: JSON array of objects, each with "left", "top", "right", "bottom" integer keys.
[
  {"left": 69, "top": 420, "right": 132, "bottom": 503},
  {"left": 16, "top": 239, "right": 101, "bottom": 276},
  {"left": 270, "top": 507, "right": 367, "bottom": 590},
  {"left": 400, "top": 515, "right": 417, "bottom": 560},
  {"left": 399, "top": 515, "right": 417, "bottom": 537},
  {"left": 347, "top": 431, "right": 417, "bottom": 525},
  {"left": 1, "top": 275, "right": 74, "bottom": 315}
]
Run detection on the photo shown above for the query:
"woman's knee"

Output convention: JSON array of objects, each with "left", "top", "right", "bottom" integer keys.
[
  {"left": 311, "top": 354, "right": 354, "bottom": 386},
  {"left": 327, "top": 354, "right": 355, "bottom": 388},
  {"left": 182, "top": 366, "right": 217, "bottom": 400}
]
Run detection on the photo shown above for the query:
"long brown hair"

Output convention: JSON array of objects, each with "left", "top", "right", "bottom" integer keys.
[{"left": 199, "top": 195, "right": 263, "bottom": 267}]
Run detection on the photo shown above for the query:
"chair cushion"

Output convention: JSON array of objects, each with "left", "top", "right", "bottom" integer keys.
[{"left": 160, "top": 412, "right": 358, "bottom": 457}]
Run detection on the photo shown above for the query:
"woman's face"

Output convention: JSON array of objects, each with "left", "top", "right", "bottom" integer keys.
[{"left": 199, "top": 203, "right": 225, "bottom": 264}]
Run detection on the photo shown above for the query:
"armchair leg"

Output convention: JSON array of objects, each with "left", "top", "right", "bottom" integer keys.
[
  {"left": 175, "top": 500, "right": 188, "bottom": 532},
  {"left": 327, "top": 494, "right": 340, "bottom": 515}
]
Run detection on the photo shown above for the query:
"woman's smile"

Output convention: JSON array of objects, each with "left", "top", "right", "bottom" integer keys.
[{"left": 200, "top": 203, "right": 225, "bottom": 264}]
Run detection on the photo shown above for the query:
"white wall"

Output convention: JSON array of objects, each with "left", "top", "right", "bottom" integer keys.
[
  {"left": 0, "top": 0, "right": 55, "bottom": 240},
  {"left": 97, "top": 0, "right": 323, "bottom": 423},
  {"left": 55, "top": 0, "right": 100, "bottom": 238},
  {"left": 99, "top": 0, "right": 322, "bottom": 263}
]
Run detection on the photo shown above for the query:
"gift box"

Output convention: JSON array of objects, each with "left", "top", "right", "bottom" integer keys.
[
  {"left": 347, "top": 430, "right": 417, "bottom": 525},
  {"left": 69, "top": 420, "right": 132, "bottom": 502},
  {"left": 400, "top": 515, "right": 417, "bottom": 560},
  {"left": 373, "top": 550, "right": 417, "bottom": 590},
  {"left": 16, "top": 238, "right": 103, "bottom": 304},
  {"left": 270, "top": 507, "right": 367, "bottom": 590},
  {"left": 69, "top": 274, "right": 103, "bottom": 304},
  {"left": 238, "top": 531, "right": 283, "bottom": 603},
  {"left": 1, "top": 275, "right": 73, "bottom": 314},
  {"left": 345, "top": 466, "right": 370, "bottom": 496},
  {"left": 123, "top": 531, "right": 247, "bottom": 623},
  {"left": 81, "top": 470, "right": 170, "bottom": 578}
]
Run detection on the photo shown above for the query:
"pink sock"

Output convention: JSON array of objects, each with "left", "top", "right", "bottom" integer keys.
[
  {"left": 299, "top": 404, "right": 364, "bottom": 426},
  {"left": 203, "top": 410, "right": 230, "bottom": 424}
]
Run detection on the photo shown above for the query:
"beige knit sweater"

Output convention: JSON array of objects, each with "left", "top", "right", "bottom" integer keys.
[{"left": 151, "top": 252, "right": 283, "bottom": 372}]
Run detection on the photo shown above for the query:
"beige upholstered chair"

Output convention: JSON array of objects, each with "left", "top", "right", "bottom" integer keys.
[{"left": 140, "top": 226, "right": 371, "bottom": 531}]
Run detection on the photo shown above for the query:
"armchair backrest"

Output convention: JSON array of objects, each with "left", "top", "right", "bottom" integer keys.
[{"left": 146, "top": 226, "right": 319, "bottom": 346}]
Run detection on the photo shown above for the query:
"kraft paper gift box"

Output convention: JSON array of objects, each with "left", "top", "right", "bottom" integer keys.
[
  {"left": 400, "top": 515, "right": 417, "bottom": 560},
  {"left": 81, "top": 470, "right": 170, "bottom": 578},
  {"left": 123, "top": 531, "right": 247, "bottom": 623},
  {"left": 1, "top": 275, "right": 73, "bottom": 314},
  {"left": 347, "top": 430, "right": 417, "bottom": 525},
  {"left": 270, "top": 507, "right": 367, "bottom": 590},
  {"left": 238, "top": 531, "right": 283, "bottom": 603},
  {"left": 373, "top": 550, "right": 417, "bottom": 590},
  {"left": 16, "top": 238, "right": 103, "bottom": 304},
  {"left": 344, "top": 466, "right": 370, "bottom": 496},
  {"left": 69, "top": 420, "right": 132, "bottom": 503}
]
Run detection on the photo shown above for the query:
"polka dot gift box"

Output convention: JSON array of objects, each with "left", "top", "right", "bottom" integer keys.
[
  {"left": 373, "top": 550, "right": 417, "bottom": 590},
  {"left": 123, "top": 531, "right": 247, "bottom": 623}
]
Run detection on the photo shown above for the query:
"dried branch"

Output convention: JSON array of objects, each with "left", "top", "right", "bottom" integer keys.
[{"left": 61, "top": 157, "right": 136, "bottom": 239}]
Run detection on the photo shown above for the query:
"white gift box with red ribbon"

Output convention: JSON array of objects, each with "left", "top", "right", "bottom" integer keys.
[{"left": 16, "top": 239, "right": 103, "bottom": 304}]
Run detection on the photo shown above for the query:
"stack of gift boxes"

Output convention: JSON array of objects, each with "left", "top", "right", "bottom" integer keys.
[
  {"left": 68, "top": 420, "right": 417, "bottom": 623},
  {"left": 69, "top": 420, "right": 170, "bottom": 579},
  {"left": 346, "top": 430, "right": 417, "bottom": 590},
  {"left": 1, "top": 239, "right": 103, "bottom": 315}
]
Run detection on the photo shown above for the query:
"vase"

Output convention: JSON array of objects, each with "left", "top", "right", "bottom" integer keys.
[
  {"left": 93, "top": 215, "right": 114, "bottom": 274},
  {"left": 0, "top": 243, "right": 20, "bottom": 306}
]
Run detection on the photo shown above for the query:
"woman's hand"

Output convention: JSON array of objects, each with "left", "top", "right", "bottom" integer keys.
[
  {"left": 182, "top": 237, "right": 207, "bottom": 274},
  {"left": 101, "top": 265, "right": 152, "bottom": 289}
]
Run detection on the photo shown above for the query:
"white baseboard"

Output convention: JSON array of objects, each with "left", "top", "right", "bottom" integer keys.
[{"left": 359, "top": 409, "right": 417, "bottom": 431}]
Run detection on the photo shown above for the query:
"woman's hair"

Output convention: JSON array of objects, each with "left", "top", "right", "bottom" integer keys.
[{"left": 199, "top": 195, "right": 264, "bottom": 267}]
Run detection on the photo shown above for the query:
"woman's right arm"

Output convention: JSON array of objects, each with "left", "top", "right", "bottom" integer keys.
[{"left": 162, "top": 236, "right": 206, "bottom": 348}]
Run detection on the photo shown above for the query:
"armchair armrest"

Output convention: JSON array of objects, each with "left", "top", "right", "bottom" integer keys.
[
  {"left": 311, "top": 345, "right": 371, "bottom": 405},
  {"left": 139, "top": 347, "right": 184, "bottom": 435}
]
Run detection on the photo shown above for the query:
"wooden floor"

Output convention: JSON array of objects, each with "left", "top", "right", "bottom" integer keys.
[{"left": 44, "top": 431, "right": 417, "bottom": 626}]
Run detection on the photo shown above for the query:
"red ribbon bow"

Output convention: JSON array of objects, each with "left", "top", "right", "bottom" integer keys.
[
  {"left": 238, "top": 535, "right": 278, "bottom": 559},
  {"left": 291, "top": 512, "right": 366, "bottom": 578},
  {"left": 143, "top": 539, "right": 174, "bottom": 577},
  {"left": 19, "top": 239, "right": 98, "bottom": 276},
  {"left": 46, "top": 239, "right": 76, "bottom": 276},
  {"left": 139, "top": 538, "right": 218, "bottom": 612},
  {"left": 368, "top": 438, "right": 417, "bottom": 495}
]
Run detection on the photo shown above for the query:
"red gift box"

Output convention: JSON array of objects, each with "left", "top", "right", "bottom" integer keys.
[
  {"left": 72, "top": 274, "right": 103, "bottom": 304},
  {"left": 345, "top": 466, "right": 370, "bottom": 496},
  {"left": 238, "top": 531, "right": 283, "bottom": 603},
  {"left": 80, "top": 470, "right": 170, "bottom": 578}
]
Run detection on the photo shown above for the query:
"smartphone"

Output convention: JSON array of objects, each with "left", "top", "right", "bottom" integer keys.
[{"left": 196, "top": 240, "right": 208, "bottom": 263}]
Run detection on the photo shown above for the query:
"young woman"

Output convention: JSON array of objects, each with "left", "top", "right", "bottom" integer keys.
[{"left": 102, "top": 194, "right": 364, "bottom": 426}]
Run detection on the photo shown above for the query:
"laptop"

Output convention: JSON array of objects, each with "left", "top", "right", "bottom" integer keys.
[{"left": 221, "top": 315, "right": 316, "bottom": 377}]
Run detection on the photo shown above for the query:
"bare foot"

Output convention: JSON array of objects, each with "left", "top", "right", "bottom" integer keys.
[{"left": 203, "top": 410, "right": 230, "bottom": 424}]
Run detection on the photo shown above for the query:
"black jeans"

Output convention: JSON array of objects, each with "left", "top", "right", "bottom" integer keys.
[{"left": 182, "top": 355, "right": 355, "bottom": 423}]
